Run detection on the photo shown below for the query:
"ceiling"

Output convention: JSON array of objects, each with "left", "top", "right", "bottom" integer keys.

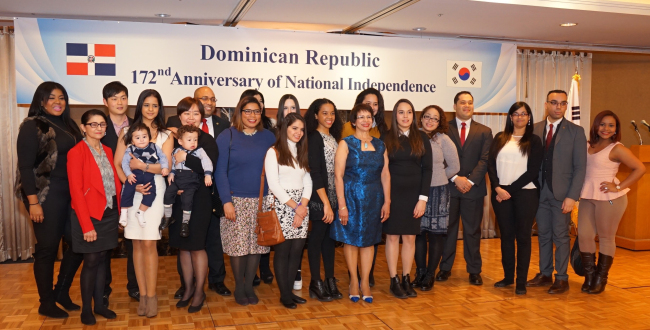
[{"left": 1, "top": 0, "right": 650, "bottom": 51}]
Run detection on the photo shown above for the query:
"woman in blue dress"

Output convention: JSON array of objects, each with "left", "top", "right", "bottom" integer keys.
[{"left": 331, "top": 104, "right": 390, "bottom": 303}]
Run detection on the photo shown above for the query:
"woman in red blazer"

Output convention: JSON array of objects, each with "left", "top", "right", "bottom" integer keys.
[{"left": 68, "top": 109, "right": 122, "bottom": 326}]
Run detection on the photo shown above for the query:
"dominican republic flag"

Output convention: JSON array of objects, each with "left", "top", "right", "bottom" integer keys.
[
  {"left": 565, "top": 75, "right": 581, "bottom": 125},
  {"left": 66, "top": 43, "right": 116, "bottom": 76},
  {"left": 447, "top": 61, "right": 482, "bottom": 88}
]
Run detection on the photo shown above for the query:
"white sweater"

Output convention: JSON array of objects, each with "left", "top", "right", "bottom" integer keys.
[{"left": 264, "top": 140, "right": 313, "bottom": 204}]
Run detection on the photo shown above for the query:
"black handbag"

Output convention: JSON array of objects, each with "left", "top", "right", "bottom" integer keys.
[{"left": 570, "top": 222, "right": 585, "bottom": 276}]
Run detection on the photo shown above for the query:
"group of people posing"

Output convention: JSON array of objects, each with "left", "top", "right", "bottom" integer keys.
[{"left": 16, "top": 80, "right": 645, "bottom": 324}]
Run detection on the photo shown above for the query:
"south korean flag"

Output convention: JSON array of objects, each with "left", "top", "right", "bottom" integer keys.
[{"left": 447, "top": 61, "right": 482, "bottom": 88}]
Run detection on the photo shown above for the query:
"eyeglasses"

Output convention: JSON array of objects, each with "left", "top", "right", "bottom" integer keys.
[
  {"left": 199, "top": 96, "right": 217, "bottom": 103},
  {"left": 547, "top": 100, "right": 568, "bottom": 107},
  {"left": 511, "top": 113, "right": 530, "bottom": 118},
  {"left": 356, "top": 116, "right": 373, "bottom": 121},
  {"left": 422, "top": 116, "right": 440, "bottom": 123},
  {"left": 85, "top": 122, "right": 107, "bottom": 128},
  {"left": 242, "top": 109, "right": 262, "bottom": 115}
]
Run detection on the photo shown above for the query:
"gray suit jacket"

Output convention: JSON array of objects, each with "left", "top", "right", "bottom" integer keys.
[
  {"left": 446, "top": 118, "right": 493, "bottom": 199},
  {"left": 534, "top": 118, "right": 587, "bottom": 201}
]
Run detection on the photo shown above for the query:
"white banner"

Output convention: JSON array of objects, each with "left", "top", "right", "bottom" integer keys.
[{"left": 15, "top": 18, "right": 516, "bottom": 112}]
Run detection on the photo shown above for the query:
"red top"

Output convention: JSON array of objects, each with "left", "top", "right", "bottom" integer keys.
[{"left": 67, "top": 141, "right": 122, "bottom": 233}]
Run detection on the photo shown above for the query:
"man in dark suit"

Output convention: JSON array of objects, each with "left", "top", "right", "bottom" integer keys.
[
  {"left": 436, "top": 91, "right": 493, "bottom": 285},
  {"left": 99, "top": 81, "right": 138, "bottom": 305},
  {"left": 526, "top": 90, "right": 586, "bottom": 294},
  {"left": 167, "top": 86, "right": 232, "bottom": 298}
]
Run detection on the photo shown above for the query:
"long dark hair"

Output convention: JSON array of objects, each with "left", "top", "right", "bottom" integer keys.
[
  {"left": 589, "top": 110, "right": 621, "bottom": 147},
  {"left": 240, "top": 89, "right": 273, "bottom": 129},
  {"left": 124, "top": 89, "right": 166, "bottom": 144},
  {"left": 273, "top": 113, "right": 309, "bottom": 171},
  {"left": 419, "top": 105, "right": 449, "bottom": 140},
  {"left": 231, "top": 97, "right": 264, "bottom": 132},
  {"left": 277, "top": 94, "right": 300, "bottom": 123},
  {"left": 353, "top": 88, "right": 387, "bottom": 136},
  {"left": 305, "top": 98, "right": 343, "bottom": 141},
  {"left": 28, "top": 81, "right": 81, "bottom": 136},
  {"left": 385, "top": 99, "right": 424, "bottom": 156},
  {"left": 489, "top": 101, "right": 534, "bottom": 159}
]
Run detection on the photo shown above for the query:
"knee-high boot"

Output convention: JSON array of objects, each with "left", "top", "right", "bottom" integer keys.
[
  {"left": 589, "top": 253, "right": 613, "bottom": 294},
  {"left": 580, "top": 252, "right": 596, "bottom": 292}
]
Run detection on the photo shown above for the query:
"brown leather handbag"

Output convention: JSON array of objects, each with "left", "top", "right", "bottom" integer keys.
[{"left": 256, "top": 167, "right": 285, "bottom": 246}]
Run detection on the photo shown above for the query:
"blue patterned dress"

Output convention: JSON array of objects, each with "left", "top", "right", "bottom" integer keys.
[{"left": 330, "top": 136, "right": 385, "bottom": 247}]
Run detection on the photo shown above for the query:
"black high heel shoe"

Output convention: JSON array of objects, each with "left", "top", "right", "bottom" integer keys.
[
  {"left": 188, "top": 295, "right": 205, "bottom": 313},
  {"left": 176, "top": 290, "right": 195, "bottom": 308}
]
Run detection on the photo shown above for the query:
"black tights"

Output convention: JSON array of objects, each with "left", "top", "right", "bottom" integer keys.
[
  {"left": 274, "top": 239, "right": 306, "bottom": 303},
  {"left": 307, "top": 211, "right": 336, "bottom": 282},
  {"left": 414, "top": 232, "right": 445, "bottom": 273},
  {"left": 179, "top": 249, "right": 208, "bottom": 306},
  {"left": 230, "top": 254, "right": 261, "bottom": 300},
  {"left": 80, "top": 250, "right": 109, "bottom": 313}
]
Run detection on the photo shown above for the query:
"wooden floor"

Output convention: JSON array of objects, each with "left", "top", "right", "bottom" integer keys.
[{"left": 2, "top": 237, "right": 650, "bottom": 330}]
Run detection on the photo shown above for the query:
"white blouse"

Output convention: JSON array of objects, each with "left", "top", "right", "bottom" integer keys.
[
  {"left": 496, "top": 139, "right": 536, "bottom": 189},
  {"left": 264, "top": 140, "right": 313, "bottom": 204}
]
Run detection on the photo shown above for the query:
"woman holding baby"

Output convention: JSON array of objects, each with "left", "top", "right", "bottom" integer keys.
[{"left": 113, "top": 89, "right": 173, "bottom": 317}]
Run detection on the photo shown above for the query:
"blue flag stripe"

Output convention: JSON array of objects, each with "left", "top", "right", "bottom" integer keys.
[
  {"left": 95, "top": 63, "right": 116, "bottom": 76},
  {"left": 66, "top": 43, "right": 88, "bottom": 56}
]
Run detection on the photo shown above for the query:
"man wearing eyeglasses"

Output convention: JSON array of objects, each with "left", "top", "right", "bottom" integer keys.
[
  {"left": 527, "top": 90, "right": 586, "bottom": 294},
  {"left": 166, "top": 86, "right": 232, "bottom": 298}
]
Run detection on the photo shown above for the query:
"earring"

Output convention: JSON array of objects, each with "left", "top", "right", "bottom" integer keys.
[
  {"left": 104, "top": 132, "right": 107, "bottom": 136},
  {"left": 528, "top": 119, "right": 531, "bottom": 126},
  {"left": 82, "top": 131, "right": 86, "bottom": 137}
]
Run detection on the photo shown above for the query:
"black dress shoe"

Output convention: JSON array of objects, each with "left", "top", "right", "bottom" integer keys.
[
  {"left": 94, "top": 308, "right": 117, "bottom": 319},
  {"left": 159, "top": 216, "right": 175, "bottom": 231},
  {"left": 209, "top": 282, "right": 232, "bottom": 296},
  {"left": 548, "top": 279, "right": 569, "bottom": 294},
  {"left": 174, "top": 286, "right": 186, "bottom": 299},
  {"left": 526, "top": 273, "right": 553, "bottom": 287},
  {"left": 180, "top": 222, "right": 190, "bottom": 238},
  {"left": 390, "top": 276, "right": 408, "bottom": 299},
  {"left": 260, "top": 272, "right": 274, "bottom": 284},
  {"left": 282, "top": 299, "right": 297, "bottom": 309},
  {"left": 469, "top": 274, "right": 483, "bottom": 286},
  {"left": 188, "top": 296, "right": 205, "bottom": 313},
  {"left": 80, "top": 311, "right": 96, "bottom": 325},
  {"left": 325, "top": 277, "right": 343, "bottom": 299},
  {"left": 494, "top": 278, "right": 514, "bottom": 288},
  {"left": 253, "top": 274, "right": 261, "bottom": 286},
  {"left": 420, "top": 272, "right": 435, "bottom": 291},
  {"left": 128, "top": 291, "right": 141, "bottom": 302},
  {"left": 515, "top": 283, "right": 527, "bottom": 295},
  {"left": 309, "top": 279, "right": 333, "bottom": 302},
  {"left": 401, "top": 274, "right": 417, "bottom": 297},
  {"left": 291, "top": 293, "right": 307, "bottom": 304},
  {"left": 38, "top": 302, "right": 69, "bottom": 319},
  {"left": 435, "top": 270, "right": 451, "bottom": 282}
]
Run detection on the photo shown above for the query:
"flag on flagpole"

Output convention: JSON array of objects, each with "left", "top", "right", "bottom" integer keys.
[{"left": 565, "top": 73, "right": 581, "bottom": 125}]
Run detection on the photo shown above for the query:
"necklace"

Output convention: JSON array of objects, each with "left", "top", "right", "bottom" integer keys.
[
  {"left": 43, "top": 117, "right": 77, "bottom": 144},
  {"left": 356, "top": 135, "right": 371, "bottom": 149}
]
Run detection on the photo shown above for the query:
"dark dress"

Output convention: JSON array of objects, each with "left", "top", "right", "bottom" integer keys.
[
  {"left": 330, "top": 136, "right": 385, "bottom": 248},
  {"left": 168, "top": 131, "right": 218, "bottom": 251},
  {"left": 383, "top": 132, "right": 433, "bottom": 235}
]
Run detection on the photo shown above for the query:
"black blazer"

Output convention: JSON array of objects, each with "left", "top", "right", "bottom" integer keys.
[
  {"left": 446, "top": 118, "right": 493, "bottom": 199},
  {"left": 102, "top": 116, "right": 133, "bottom": 154},
  {"left": 487, "top": 132, "right": 543, "bottom": 194},
  {"left": 166, "top": 114, "right": 231, "bottom": 139},
  {"left": 308, "top": 131, "right": 334, "bottom": 207}
]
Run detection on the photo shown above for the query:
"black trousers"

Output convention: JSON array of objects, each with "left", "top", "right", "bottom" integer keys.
[
  {"left": 104, "top": 238, "right": 138, "bottom": 296},
  {"left": 492, "top": 188, "right": 539, "bottom": 284},
  {"left": 439, "top": 196, "right": 484, "bottom": 274},
  {"left": 177, "top": 213, "right": 226, "bottom": 286},
  {"left": 307, "top": 207, "right": 336, "bottom": 281},
  {"left": 32, "top": 177, "right": 83, "bottom": 304}
]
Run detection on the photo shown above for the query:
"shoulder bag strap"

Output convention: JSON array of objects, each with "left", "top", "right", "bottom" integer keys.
[{"left": 258, "top": 166, "right": 266, "bottom": 212}]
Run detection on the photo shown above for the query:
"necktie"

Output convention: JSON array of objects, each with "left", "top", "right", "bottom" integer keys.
[
  {"left": 201, "top": 118, "right": 209, "bottom": 134},
  {"left": 460, "top": 122, "right": 466, "bottom": 147},
  {"left": 545, "top": 124, "right": 554, "bottom": 151}
]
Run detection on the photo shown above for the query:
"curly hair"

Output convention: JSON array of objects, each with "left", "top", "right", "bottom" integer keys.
[{"left": 420, "top": 105, "right": 449, "bottom": 140}]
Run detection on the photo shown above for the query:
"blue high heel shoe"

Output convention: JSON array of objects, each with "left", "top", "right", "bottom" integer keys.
[
  {"left": 362, "top": 295, "right": 373, "bottom": 303},
  {"left": 349, "top": 285, "right": 360, "bottom": 303}
]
